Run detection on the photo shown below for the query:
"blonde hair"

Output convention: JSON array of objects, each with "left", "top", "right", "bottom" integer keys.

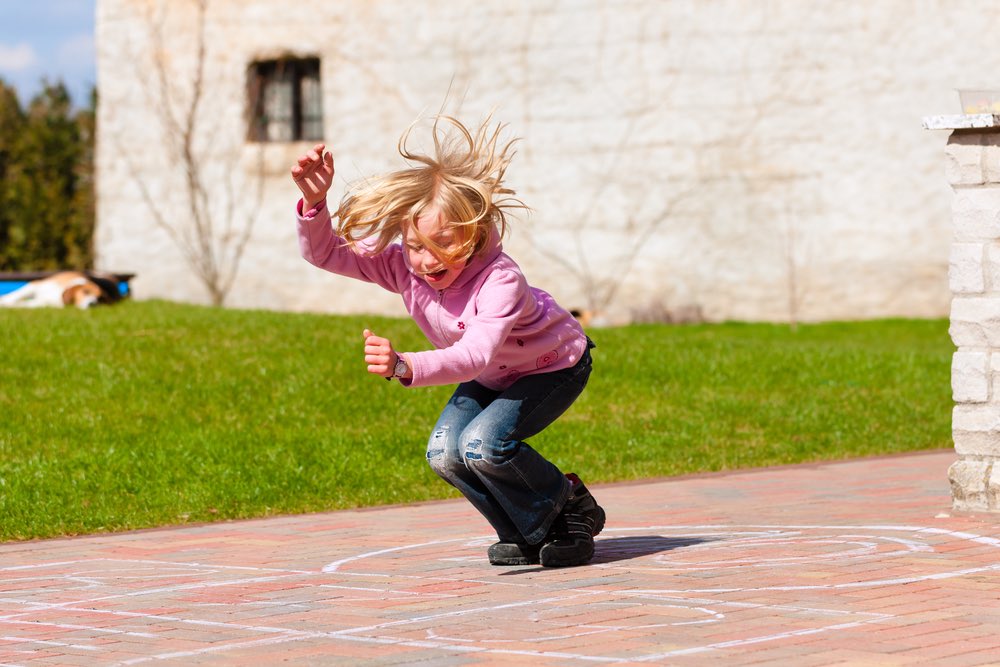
[{"left": 334, "top": 115, "right": 525, "bottom": 264}]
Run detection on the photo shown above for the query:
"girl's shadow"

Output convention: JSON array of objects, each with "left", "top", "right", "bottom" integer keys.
[
  {"left": 591, "top": 535, "right": 712, "bottom": 564},
  {"left": 498, "top": 534, "right": 712, "bottom": 574}
]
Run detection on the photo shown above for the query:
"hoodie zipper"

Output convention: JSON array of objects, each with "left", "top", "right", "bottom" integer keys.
[{"left": 435, "top": 288, "right": 447, "bottom": 344}]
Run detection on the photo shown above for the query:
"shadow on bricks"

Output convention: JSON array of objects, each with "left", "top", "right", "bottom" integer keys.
[
  {"left": 592, "top": 535, "right": 714, "bottom": 564},
  {"left": 496, "top": 535, "right": 713, "bottom": 574}
]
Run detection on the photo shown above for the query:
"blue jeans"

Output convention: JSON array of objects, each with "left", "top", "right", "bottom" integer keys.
[{"left": 425, "top": 341, "right": 594, "bottom": 545}]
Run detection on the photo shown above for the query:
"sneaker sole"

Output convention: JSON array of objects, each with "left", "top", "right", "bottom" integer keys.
[
  {"left": 488, "top": 543, "right": 541, "bottom": 566},
  {"left": 490, "top": 556, "right": 539, "bottom": 566}
]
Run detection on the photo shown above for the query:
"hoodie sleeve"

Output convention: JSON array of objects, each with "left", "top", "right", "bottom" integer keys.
[
  {"left": 296, "top": 199, "right": 409, "bottom": 294},
  {"left": 401, "top": 269, "right": 528, "bottom": 387}
]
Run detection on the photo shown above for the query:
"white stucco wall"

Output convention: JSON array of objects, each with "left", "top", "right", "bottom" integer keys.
[{"left": 95, "top": 0, "right": 1000, "bottom": 323}]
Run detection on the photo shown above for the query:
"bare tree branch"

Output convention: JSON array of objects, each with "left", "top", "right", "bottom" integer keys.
[{"left": 118, "top": 0, "right": 264, "bottom": 306}]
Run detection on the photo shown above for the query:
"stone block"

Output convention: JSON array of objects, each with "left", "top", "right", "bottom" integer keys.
[
  {"left": 952, "top": 403, "right": 1000, "bottom": 432},
  {"left": 946, "top": 133, "right": 985, "bottom": 186},
  {"left": 950, "top": 242, "right": 985, "bottom": 293},
  {"left": 949, "top": 297, "right": 1000, "bottom": 346},
  {"left": 953, "top": 350, "right": 989, "bottom": 402},
  {"left": 949, "top": 458, "right": 991, "bottom": 511},
  {"left": 983, "top": 134, "right": 1000, "bottom": 183},
  {"left": 952, "top": 430, "right": 1000, "bottom": 456},
  {"left": 952, "top": 404, "right": 1000, "bottom": 456},
  {"left": 952, "top": 188, "right": 1000, "bottom": 240}
]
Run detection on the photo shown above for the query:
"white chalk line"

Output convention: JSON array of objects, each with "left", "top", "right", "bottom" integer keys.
[
  {"left": 621, "top": 592, "right": 893, "bottom": 621},
  {"left": 3, "top": 572, "right": 310, "bottom": 610},
  {"left": 0, "top": 560, "right": 96, "bottom": 572},
  {"left": 0, "top": 618, "right": 158, "bottom": 639},
  {"left": 587, "top": 525, "right": 1000, "bottom": 587},
  {"left": 119, "top": 633, "right": 309, "bottom": 666},
  {"left": 322, "top": 536, "right": 476, "bottom": 573},
  {"left": 331, "top": 590, "right": 603, "bottom": 636},
  {"left": 592, "top": 523, "right": 1000, "bottom": 546},
  {"left": 414, "top": 592, "right": 893, "bottom": 649},
  {"left": 647, "top": 538, "right": 887, "bottom": 570},
  {"left": 317, "top": 583, "right": 460, "bottom": 599},
  {"left": 332, "top": 569, "right": 541, "bottom": 588},
  {"left": 0, "top": 557, "right": 311, "bottom": 575},
  {"left": 631, "top": 534, "right": 933, "bottom": 572},
  {"left": 188, "top": 601, "right": 312, "bottom": 610},
  {"left": 633, "top": 616, "right": 893, "bottom": 661},
  {"left": 320, "top": 524, "right": 1000, "bottom": 576},
  {"left": 424, "top": 603, "right": 727, "bottom": 645},
  {"left": 0, "top": 635, "right": 99, "bottom": 651}
]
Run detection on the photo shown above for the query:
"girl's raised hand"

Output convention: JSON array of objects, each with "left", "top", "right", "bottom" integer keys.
[
  {"left": 291, "top": 143, "right": 335, "bottom": 210},
  {"left": 363, "top": 328, "right": 398, "bottom": 378}
]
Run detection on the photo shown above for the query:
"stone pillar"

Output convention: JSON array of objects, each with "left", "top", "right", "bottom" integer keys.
[{"left": 925, "top": 113, "right": 1000, "bottom": 511}]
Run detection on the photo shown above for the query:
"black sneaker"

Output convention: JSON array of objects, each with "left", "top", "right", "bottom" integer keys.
[
  {"left": 488, "top": 541, "right": 541, "bottom": 566},
  {"left": 489, "top": 474, "right": 605, "bottom": 567},
  {"left": 539, "top": 475, "right": 604, "bottom": 568},
  {"left": 565, "top": 473, "right": 606, "bottom": 537}
]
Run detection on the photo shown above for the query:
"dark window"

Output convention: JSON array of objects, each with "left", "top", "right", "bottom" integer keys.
[{"left": 247, "top": 58, "right": 322, "bottom": 142}]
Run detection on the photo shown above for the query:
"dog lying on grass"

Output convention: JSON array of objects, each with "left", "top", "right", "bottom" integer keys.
[{"left": 0, "top": 271, "right": 119, "bottom": 309}]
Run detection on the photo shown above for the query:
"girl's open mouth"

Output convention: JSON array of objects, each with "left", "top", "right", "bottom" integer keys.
[{"left": 425, "top": 268, "right": 448, "bottom": 282}]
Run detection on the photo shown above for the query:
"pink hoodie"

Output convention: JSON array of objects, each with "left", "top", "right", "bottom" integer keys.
[{"left": 297, "top": 201, "right": 588, "bottom": 390}]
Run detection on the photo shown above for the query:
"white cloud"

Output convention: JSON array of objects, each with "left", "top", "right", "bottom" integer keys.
[{"left": 0, "top": 42, "right": 38, "bottom": 72}]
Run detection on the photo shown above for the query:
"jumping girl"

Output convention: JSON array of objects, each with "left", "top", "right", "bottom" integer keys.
[{"left": 291, "top": 116, "right": 604, "bottom": 567}]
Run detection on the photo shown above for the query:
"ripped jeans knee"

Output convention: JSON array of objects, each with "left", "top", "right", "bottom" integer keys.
[
  {"left": 426, "top": 425, "right": 467, "bottom": 481},
  {"left": 463, "top": 434, "right": 520, "bottom": 468}
]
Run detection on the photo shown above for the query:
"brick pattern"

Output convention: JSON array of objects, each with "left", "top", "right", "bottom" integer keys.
[
  {"left": 3, "top": 451, "right": 1000, "bottom": 665},
  {"left": 947, "top": 128, "right": 1000, "bottom": 511}
]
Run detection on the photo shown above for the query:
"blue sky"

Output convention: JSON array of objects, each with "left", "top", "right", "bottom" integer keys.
[{"left": 0, "top": 0, "right": 96, "bottom": 107}]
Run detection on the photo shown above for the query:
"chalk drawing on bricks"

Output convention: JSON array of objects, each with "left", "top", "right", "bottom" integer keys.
[{"left": 1, "top": 523, "right": 998, "bottom": 663}]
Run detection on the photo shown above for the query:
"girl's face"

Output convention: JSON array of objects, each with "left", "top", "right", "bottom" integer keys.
[{"left": 405, "top": 208, "right": 467, "bottom": 290}]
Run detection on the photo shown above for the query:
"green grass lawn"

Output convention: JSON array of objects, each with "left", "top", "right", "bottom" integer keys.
[{"left": 0, "top": 301, "right": 953, "bottom": 541}]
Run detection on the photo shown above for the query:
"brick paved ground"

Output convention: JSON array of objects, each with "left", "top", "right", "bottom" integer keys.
[{"left": 3, "top": 450, "right": 1000, "bottom": 665}]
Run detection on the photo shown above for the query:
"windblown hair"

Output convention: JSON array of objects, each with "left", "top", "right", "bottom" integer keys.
[{"left": 334, "top": 115, "right": 526, "bottom": 264}]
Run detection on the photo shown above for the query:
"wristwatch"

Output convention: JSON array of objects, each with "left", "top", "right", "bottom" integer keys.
[{"left": 391, "top": 355, "right": 409, "bottom": 379}]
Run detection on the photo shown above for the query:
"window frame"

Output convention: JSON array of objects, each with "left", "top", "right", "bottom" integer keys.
[{"left": 246, "top": 57, "right": 322, "bottom": 143}]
